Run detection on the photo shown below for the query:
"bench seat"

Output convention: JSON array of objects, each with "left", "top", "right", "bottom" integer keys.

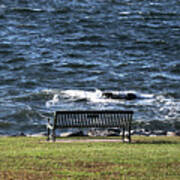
[{"left": 47, "top": 110, "right": 133, "bottom": 143}]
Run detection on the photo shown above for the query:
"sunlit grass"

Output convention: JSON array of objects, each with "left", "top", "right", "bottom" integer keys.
[{"left": 0, "top": 136, "right": 180, "bottom": 179}]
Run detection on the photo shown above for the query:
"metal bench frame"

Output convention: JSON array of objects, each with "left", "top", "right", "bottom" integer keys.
[{"left": 47, "top": 110, "right": 133, "bottom": 143}]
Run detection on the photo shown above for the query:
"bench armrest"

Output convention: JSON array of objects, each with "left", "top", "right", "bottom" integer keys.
[
  {"left": 47, "top": 123, "right": 53, "bottom": 130},
  {"left": 47, "top": 118, "right": 53, "bottom": 130}
]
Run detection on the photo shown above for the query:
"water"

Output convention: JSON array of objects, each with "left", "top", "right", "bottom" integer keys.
[{"left": 0, "top": 0, "right": 179, "bottom": 135}]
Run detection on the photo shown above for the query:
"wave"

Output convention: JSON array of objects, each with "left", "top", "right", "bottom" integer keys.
[
  {"left": 45, "top": 89, "right": 154, "bottom": 107},
  {"left": 44, "top": 89, "right": 180, "bottom": 122}
]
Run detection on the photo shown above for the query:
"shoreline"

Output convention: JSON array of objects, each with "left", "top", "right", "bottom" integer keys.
[
  {"left": 0, "top": 119, "right": 180, "bottom": 137},
  {"left": 0, "top": 129, "right": 180, "bottom": 138}
]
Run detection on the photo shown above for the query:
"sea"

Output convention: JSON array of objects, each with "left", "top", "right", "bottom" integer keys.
[{"left": 0, "top": 0, "right": 179, "bottom": 135}]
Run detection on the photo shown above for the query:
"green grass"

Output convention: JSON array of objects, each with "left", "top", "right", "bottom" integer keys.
[{"left": 0, "top": 136, "right": 180, "bottom": 180}]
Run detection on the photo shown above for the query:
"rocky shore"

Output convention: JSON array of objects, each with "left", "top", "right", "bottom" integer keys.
[
  {"left": 2, "top": 120, "right": 180, "bottom": 137},
  {"left": 3, "top": 129, "right": 180, "bottom": 138}
]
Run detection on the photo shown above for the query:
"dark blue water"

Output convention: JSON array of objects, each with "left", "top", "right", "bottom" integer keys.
[{"left": 0, "top": 0, "right": 179, "bottom": 135}]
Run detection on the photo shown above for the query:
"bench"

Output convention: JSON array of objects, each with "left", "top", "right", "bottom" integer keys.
[{"left": 47, "top": 110, "right": 134, "bottom": 143}]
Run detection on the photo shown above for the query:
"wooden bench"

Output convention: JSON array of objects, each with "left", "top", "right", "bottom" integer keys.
[{"left": 47, "top": 110, "right": 134, "bottom": 143}]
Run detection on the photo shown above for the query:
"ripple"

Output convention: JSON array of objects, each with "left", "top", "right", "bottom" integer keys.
[
  {"left": 61, "top": 62, "right": 98, "bottom": 69},
  {"left": 170, "top": 63, "right": 180, "bottom": 75},
  {"left": 11, "top": 7, "right": 45, "bottom": 13},
  {"left": 0, "top": 0, "right": 179, "bottom": 134}
]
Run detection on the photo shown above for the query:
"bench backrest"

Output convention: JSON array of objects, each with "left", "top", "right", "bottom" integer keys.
[{"left": 54, "top": 110, "right": 133, "bottom": 128}]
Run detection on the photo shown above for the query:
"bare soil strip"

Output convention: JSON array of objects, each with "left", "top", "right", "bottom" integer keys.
[{"left": 46, "top": 139, "right": 125, "bottom": 143}]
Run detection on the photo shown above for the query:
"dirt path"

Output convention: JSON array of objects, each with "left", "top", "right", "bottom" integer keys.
[{"left": 46, "top": 139, "right": 127, "bottom": 143}]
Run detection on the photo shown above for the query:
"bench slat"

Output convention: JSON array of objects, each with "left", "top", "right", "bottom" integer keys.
[{"left": 55, "top": 111, "right": 133, "bottom": 128}]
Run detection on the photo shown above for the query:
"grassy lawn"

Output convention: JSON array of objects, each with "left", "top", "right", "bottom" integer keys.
[{"left": 0, "top": 136, "right": 180, "bottom": 180}]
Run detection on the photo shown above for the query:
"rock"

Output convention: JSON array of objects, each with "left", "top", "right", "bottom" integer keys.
[
  {"left": 60, "top": 132, "right": 73, "bottom": 137},
  {"left": 88, "top": 129, "right": 120, "bottom": 137},
  {"left": 19, "top": 132, "right": 26, "bottom": 136},
  {"left": 106, "top": 131, "right": 120, "bottom": 136},
  {"left": 11, "top": 132, "right": 26, "bottom": 137},
  {"left": 60, "top": 131, "right": 86, "bottom": 137},
  {"left": 175, "top": 131, "right": 180, "bottom": 136},
  {"left": 120, "top": 131, "right": 129, "bottom": 136},
  {"left": 108, "top": 128, "right": 121, "bottom": 133},
  {"left": 88, "top": 129, "right": 106, "bottom": 137},
  {"left": 107, "top": 128, "right": 120, "bottom": 136},
  {"left": 102, "top": 92, "right": 137, "bottom": 100},
  {"left": 131, "top": 129, "right": 150, "bottom": 136},
  {"left": 27, "top": 132, "right": 47, "bottom": 137},
  {"left": 167, "top": 131, "right": 176, "bottom": 136},
  {"left": 151, "top": 130, "right": 167, "bottom": 136}
]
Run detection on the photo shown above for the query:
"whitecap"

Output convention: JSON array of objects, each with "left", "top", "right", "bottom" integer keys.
[
  {"left": 60, "top": 89, "right": 119, "bottom": 104},
  {"left": 45, "top": 89, "right": 155, "bottom": 106},
  {"left": 46, "top": 94, "right": 59, "bottom": 108},
  {"left": 0, "top": 4, "right": 6, "bottom": 9}
]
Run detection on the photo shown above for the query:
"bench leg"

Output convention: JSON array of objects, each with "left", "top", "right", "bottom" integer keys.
[
  {"left": 47, "top": 127, "right": 50, "bottom": 141},
  {"left": 128, "top": 123, "right": 131, "bottom": 143},
  {"left": 128, "top": 134, "right": 131, "bottom": 143},
  {"left": 47, "top": 118, "right": 50, "bottom": 141},
  {"left": 52, "top": 128, "right": 56, "bottom": 142},
  {"left": 122, "top": 126, "right": 125, "bottom": 142}
]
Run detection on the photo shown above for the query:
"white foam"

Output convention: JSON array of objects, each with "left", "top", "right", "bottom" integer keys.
[
  {"left": 119, "top": 11, "right": 131, "bottom": 15},
  {"left": 61, "top": 89, "right": 91, "bottom": 100},
  {"left": 61, "top": 89, "right": 121, "bottom": 103},
  {"left": 42, "top": 89, "right": 59, "bottom": 94},
  {"left": 153, "top": 95, "right": 180, "bottom": 121},
  {"left": 44, "top": 89, "right": 156, "bottom": 108},
  {"left": 0, "top": 4, "right": 6, "bottom": 9},
  {"left": 46, "top": 94, "right": 59, "bottom": 108},
  {"left": 43, "top": 89, "right": 180, "bottom": 122}
]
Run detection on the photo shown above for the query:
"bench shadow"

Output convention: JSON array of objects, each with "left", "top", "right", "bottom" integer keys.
[{"left": 132, "top": 140, "right": 179, "bottom": 144}]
